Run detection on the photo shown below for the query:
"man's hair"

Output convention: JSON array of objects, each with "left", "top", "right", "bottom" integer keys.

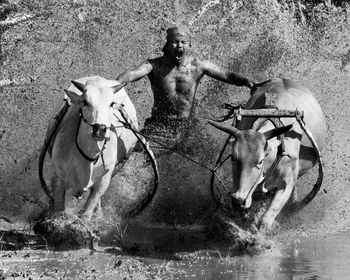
[{"left": 166, "top": 25, "right": 191, "bottom": 42}]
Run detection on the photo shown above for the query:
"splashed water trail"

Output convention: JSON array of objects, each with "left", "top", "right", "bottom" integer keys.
[{"left": 2, "top": 223, "right": 350, "bottom": 279}]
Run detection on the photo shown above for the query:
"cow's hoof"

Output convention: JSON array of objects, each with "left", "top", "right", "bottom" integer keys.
[
  {"left": 78, "top": 212, "right": 93, "bottom": 221},
  {"left": 249, "top": 224, "right": 258, "bottom": 234},
  {"left": 257, "top": 222, "right": 274, "bottom": 236},
  {"left": 33, "top": 212, "right": 95, "bottom": 250}
]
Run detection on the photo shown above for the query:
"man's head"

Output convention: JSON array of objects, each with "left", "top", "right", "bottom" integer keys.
[{"left": 163, "top": 25, "right": 192, "bottom": 64}]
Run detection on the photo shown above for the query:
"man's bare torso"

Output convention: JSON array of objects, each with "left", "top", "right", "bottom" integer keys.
[{"left": 148, "top": 56, "right": 202, "bottom": 119}]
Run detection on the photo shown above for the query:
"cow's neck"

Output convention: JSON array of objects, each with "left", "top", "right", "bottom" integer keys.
[{"left": 76, "top": 121, "right": 105, "bottom": 160}]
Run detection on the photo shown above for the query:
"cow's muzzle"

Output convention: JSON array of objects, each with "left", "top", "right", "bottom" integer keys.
[
  {"left": 231, "top": 192, "right": 252, "bottom": 209},
  {"left": 92, "top": 123, "right": 108, "bottom": 141}
]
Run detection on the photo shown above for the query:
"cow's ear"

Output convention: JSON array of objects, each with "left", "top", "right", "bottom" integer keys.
[
  {"left": 64, "top": 89, "right": 84, "bottom": 104},
  {"left": 71, "top": 80, "right": 85, "bottom": 92},
  {"left": 264, "top": 124, "right": 293, "bottom": 140}
]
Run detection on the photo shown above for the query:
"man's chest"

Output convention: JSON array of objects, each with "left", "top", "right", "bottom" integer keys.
[{"left": 152, "top": 65, "right": 198, "bottom": 86}]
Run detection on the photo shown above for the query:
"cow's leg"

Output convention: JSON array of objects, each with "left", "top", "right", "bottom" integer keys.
[
  {"left": 259, "top": 160, "right": 299, "bottom": 231},
  {"left": 259, "top": 186, "right": 294, "bottom": 231},
  {"left": 51, "top": 176, "right": 66, "bottom": 212},
  {"left": 93, "top": 199, "right": 104, "bottom": 219},
  {"left": 79, "top": 173, "right": 112, "bottom": 220}
]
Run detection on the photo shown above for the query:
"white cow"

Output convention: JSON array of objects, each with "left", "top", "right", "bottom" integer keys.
[{"left": 47, "top": 76, "right": 138, "bottom": 220}]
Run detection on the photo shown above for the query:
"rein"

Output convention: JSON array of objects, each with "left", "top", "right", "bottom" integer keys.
[
  {"left": 115, "top": 116, "right": 214, "bottom": 172},
  {"left": 75, "top": 109, "right": 109, "bottom": 166}
]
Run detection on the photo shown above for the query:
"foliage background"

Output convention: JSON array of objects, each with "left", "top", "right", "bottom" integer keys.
[{"left": 1, "top": 0, "right": 349, "bottom": 233}]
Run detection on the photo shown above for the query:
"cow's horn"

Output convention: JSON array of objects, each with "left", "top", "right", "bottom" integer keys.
[
  {"left": 112, "top": 82, "right": 126, "bottom": 94},
  {"left": 208, "top": 120, "right": 240, "bottom": 136},
  {"left": 71, "top": 80, "right": 85, "bottom": 92}
]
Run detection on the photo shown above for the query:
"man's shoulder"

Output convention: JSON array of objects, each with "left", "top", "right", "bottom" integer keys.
[
  {"left": 147, "top": 56, "right": 164, "bottom": 64},
  {"left": 190, "top": 56, "right": 203, "bottom": 66},
  {"left": 189, "top": 56, "right": 213, "bottom": 70}
]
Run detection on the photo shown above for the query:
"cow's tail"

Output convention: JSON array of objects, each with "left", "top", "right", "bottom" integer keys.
[{"left": 289, "top": 119, "right": 324, "bottom": 213}]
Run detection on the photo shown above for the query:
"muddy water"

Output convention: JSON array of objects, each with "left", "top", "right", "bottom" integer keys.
[
  {"left": 120, "top": 225, "right": 350, "bottom": 280},
  {"left": 2, "top": 227, "right": 350, "bottom": 279},
  {"left": 165, "top": 230, "right": 350, "bottom": 280}
]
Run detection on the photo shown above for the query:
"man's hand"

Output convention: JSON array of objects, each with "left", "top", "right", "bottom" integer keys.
[
  {"left": 248, "top": 81, "right": 258, "bottom": 95},
  {"left": 112, "top": 82, "right": 126, "bottom": 94}
]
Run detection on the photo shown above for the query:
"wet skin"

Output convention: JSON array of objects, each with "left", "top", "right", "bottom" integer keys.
[{"left": 116, "top": 35, "right": 252, "bottom": 120}]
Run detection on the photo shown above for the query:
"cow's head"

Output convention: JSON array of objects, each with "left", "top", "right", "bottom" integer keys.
[
  {"left": 65, "top": 80, "right": 123, "bottom": 141},
  {"left": 209, "top": 120, "right": 292, "bottom": 209}
]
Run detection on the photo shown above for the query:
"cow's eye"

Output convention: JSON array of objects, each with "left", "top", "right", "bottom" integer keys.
[
  {"left": 110, "top": 102, "right": 120, "bottom": 109},
  {"left": 256, "top": 158, "right": 264, "bottom": 169},
  {"left": 82, "top": 100, "right": 88, "bottom": 107}
]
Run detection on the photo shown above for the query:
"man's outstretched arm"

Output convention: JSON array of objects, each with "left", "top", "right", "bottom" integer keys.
[
  {"left": 116, "top": 60, "right": 153, "bottom": 87},
  {"left": 199, "top": 59, "right": 254, "bottom": 89}
]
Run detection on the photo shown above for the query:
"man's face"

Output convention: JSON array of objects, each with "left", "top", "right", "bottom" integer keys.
[{"left": 167, "top": 35, "right": 191, "bottom": 64}]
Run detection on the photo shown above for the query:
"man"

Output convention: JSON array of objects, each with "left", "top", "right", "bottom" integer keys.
[{"left": 115, "top": 25, "right": 254, "bottom": 156}]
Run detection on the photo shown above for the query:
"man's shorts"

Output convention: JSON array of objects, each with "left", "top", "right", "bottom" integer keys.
[{"left": 134, "top": 116, "right": 193, "bottom": 158}]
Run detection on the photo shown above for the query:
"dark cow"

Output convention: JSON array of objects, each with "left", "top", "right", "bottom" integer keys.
[{"left": 209, "top": 78, "right": 326, "bottom": 231}]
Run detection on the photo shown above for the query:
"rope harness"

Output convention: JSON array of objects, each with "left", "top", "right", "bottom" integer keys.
[
  {"left": 210, "top": 105, "right": 324, "bottom": 211},
  {"left": 38, "top": 101, "right": 160, "bottom": 217},
  {"left": 112, "top": 104, "right": 323, "bottom": 212},
  {"left": 114, "top": 120, "right": 214, "bottom": 172},
  {"left": 75, "top": 104, "right": 160, "bottom": 218},
  {"left": 75, "top": 109, "right": 109, "bottom": 166},
  {"left": 39, "top": 97, "right": 323, "bottom": 215}
]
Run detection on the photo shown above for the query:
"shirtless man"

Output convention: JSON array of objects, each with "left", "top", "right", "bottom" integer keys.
[{"left": 115, "top": 25, "right": 254, "bottom": 155}]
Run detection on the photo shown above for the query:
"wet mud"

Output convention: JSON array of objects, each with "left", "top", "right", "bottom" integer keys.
[
  {"left": 2, "top": 218, "right": 350, "bottom": 280},
  {"left": 0, "top": 218, "right": 270, "bottom": 279},
  {"left": 32, "top": 212, "right": 95, "bottom": 250}
]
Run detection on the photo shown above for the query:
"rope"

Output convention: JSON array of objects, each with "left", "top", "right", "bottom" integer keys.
[
  {"left": 115, "top": 106, "right": 160, "bottom": 219},
  {"left": 75, "top": 113, "right": 105, "bottom": 164},
  {"left": 115, "top": 117, "right": 215, "bottom": 172},
  {"left": 38, "top": 101, "right": 70, "bottom": 205},
  {"left": 290, "top": 114, "right": 324, "bottom": 211}
]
